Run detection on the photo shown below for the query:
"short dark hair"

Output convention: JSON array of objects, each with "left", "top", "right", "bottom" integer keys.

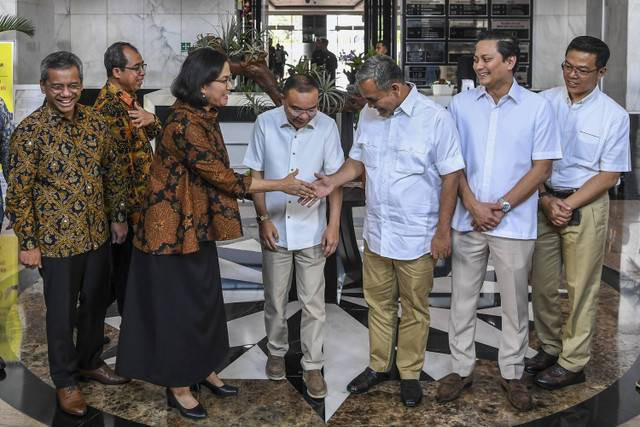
[
  {"left": 171, "top": 48, "right": 228, "bottom": 108},
  {"left": 566, "top": 36, "right": 610, "bottom": 69},
  {"left": 104, "top": 41, "right": 139, "bottom": 77},
  {"left": 40, "top": 51, "right": 83, "bottom": 82},
  {"left": 477, "top": 30, "right": 520, "bottom": 71},
  {"left": 282, "top": 74, "right": 319, "bottom": 96},
  {"left": 376, "top": 40, "right": 387, "bottom": 46}
]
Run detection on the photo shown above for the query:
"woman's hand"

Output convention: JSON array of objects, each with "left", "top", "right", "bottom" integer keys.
[{"left": 280, "top": 169, "right": 316, "bottom": 198}]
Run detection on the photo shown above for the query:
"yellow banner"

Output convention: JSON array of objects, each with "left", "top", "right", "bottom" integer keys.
[
  {"left": 0, "top": 41, "right": 14, "bottom": 113},
  {"left": 0, "top": 234, "right": 20, "bottom": 362}
]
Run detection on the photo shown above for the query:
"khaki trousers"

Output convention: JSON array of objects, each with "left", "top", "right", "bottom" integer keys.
[
  {"left": 449, "top": 231, "right": 534, "bottom": 379},
  {"left": 363, "top": 243, "right": 434, "bottom": 380},
  {"left": 263, "top": 245, "right": 326, "bottom": 370},
  {"left": 530, "top": 193, "right": 609, "bottom": 372}
]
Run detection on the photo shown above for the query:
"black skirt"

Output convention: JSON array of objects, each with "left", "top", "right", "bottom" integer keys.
[{"left": 116, "top": 242, "right": 229, "bottom": 387}]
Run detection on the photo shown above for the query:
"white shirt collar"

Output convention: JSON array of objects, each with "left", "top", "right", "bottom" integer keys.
[
  {"left": 278, "top": 105, "right": 318, "bottom": 129},
  {"left": 476, "top": 78, "right": 522, "bottom": 105},
  {"left": 394, "top": 83, "right": 419, "bottom": 117},
  {"left": 563, "top": 85, "right": 600, "bottom": 106}
]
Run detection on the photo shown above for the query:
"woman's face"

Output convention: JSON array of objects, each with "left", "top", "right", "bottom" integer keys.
[{"left": 201, "top": 61, "right": 232, "bottom": 108}]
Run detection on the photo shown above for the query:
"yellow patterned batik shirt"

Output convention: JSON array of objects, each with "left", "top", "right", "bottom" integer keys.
[
  {"left": 5, "top": 103, "right": 128, "bottom": 257},
  {"left": 94, "top": 81, "right": 160, "bottom": 222}
]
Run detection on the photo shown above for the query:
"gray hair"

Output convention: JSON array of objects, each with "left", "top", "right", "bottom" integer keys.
[
  {"left": 40, "top": 51, "right": 83, "bottom": 82},
  {"left": 355, "top": 55, "right": 404, "bottom": 90}
]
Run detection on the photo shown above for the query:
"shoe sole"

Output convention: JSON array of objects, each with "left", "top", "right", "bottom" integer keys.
[
  {"left": 436, "top": 380, "right": 473, "bottom": 403},
  {"left": 303, "top": 379, "right": 327, "bottom": 399},
  {"left": 266, "top": 372, "right": 286, "bottom": 381}
]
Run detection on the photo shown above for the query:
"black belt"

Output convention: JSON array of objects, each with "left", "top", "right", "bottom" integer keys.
[{"left": 544, "top": 184, "right": 577, "bottom": 199}]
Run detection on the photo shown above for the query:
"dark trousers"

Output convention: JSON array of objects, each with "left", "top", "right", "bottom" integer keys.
[
  {"left": 110, "top": 227, "right": 133, "bottom": 315},
  {"left": 40, "top": 242, "right": 110, "bottom": 388}
]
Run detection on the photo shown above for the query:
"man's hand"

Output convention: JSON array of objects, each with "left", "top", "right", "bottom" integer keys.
[
  {"left": 321, "top": 224, "right": 340, "bottom": 257},
  {"left": 299, "top": 172, "right": 335, "bottom": 207},
  {"left": 111, "top": 222, "right": 128, "bottom": 244},
  {"left": 259, "top": 220, "right": 279, "bottom": 251},
  {"left": 280, "top": 169, "right": 316, "bottom": 198},
  {"left": 430, "top": 228, "right": 451, "bottom": 260},
  {"left": 540, "top": 196, "right": 572, "bottom": 227},
  {"left": 19, "top": 248, "right": 42, "bottom": 269},
  {"left": 470, "top": 201, "right": 504, "bottom": 232},
  {"left": 129, "top": 102, "right": 156, "bottom": 128}
]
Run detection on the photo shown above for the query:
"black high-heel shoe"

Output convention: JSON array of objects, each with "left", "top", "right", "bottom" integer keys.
[
  {"left": 166, "top": 388, "right": 207, "bottom": 419},
  {"left": 199, "top": 379, "right": 238, "bottom": 397}
]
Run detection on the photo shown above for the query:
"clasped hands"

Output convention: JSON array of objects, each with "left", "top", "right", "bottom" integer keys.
[
  {"left": 540, "top": 196, "right": 573, "bottom": 227},
  {"left": 469, "top": 201, "right": 505, "bottom": 232}
]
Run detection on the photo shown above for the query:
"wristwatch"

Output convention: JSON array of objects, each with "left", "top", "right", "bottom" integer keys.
[
  {"left": 256, "top": 214, "right": 270, "bottom": 223},
  {"left": 498, "top": 198, "right": 511, "bottom": 214}
]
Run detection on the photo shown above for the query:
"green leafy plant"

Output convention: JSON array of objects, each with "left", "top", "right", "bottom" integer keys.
[
  {"left": 311, "top": 69, "right": 345, "bottom": 115},
  {"left": 241, "top": 92, "right": 275, "bottom": 117},
  {"left": 0, "top": 15, "right": 35, "bottom": 36}
]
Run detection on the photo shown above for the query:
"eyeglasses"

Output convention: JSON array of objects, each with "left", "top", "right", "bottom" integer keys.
[
  {"left": 561, "top": 61, "right": 598, "bottom": 77},
  {"left": 121, "top": 63, "right": 148, "bottom": 73},
  {"left": 47, "top": 83, "right": 82, "bottom": 93},
  {"left": 287, "top": 105, "right": 318, "bottom": 117},
  {"left": 214, "top": 76, "right": 236, "bottom": 88}
]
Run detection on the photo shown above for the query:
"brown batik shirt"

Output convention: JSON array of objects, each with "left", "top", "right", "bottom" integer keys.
[
  {"left": 94, "top": 81, "right": 161, "bottom": 222},
  {"left": 6, "top": 103, "right": 128, "bottom": 257},
  {"left": 134, "top": 100, "right": 252, "bottom": 255}
]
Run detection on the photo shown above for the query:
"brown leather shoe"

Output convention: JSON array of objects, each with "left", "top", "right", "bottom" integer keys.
[
  {"left": 436, "top": 373, "right": 473, "bottom": 403},
  {"left": 266, "top": 353, "right": 286, "bottom": 381},
  {"left": 303, "top": 369, "right": 328, "bottom": 399},
  {"left": 500, "top": 377, "right": 533, "bottom": 411},
  {"left": 56, "top": 386, "right": 87, "bottom": 416},
  {"left": 534, "top": 363, "right": 585, "bottom": 390},
  {"left": 524, "top": 348, "right": 558, "bottom": 375},
  {"left": 78, "top": 362, "right": 130, "bottom": 385}
]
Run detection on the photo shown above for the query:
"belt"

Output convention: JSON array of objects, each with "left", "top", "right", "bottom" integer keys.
[{"left": 543, "top": 184, "right": 577, "bottom": 199}]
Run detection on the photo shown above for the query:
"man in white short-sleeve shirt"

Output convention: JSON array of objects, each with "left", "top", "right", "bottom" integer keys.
[
  {"left": 307, "top": 55, "right": 464, "bottom": 407},
  {"left": 244, "top": 75, "right": 344, "bottom": 399},
  {"left": 526, "top": 36, "right": 630, "bottom": 390},
  {"left": 437, "top": 32, "right": 562, "bottom": 411}
]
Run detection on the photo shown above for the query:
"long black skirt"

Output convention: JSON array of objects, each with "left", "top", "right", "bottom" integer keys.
[{"left": 116, "top": 242, "right": 229, "bottom": 387}]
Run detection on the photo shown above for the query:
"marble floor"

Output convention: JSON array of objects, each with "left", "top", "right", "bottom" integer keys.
[{"left": 1, "top": 195, "right": 640, "bottom": 426}]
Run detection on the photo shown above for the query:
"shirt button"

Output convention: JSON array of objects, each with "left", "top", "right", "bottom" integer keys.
[
  {"left": 288, "top": 201, "right": 291, "bottom": 204},
  {"left": 93, "top": 243, "right": 99, "bottom": 249},
  {"left": 293, "top": 152, "right": 296, "bottom": 155},
  {"left": 287, "top": 216, "right": 290, "bottom": 219}
]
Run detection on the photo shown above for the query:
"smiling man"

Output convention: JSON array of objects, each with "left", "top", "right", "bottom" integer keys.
[
  {"left": 94, "top": 42, "right": 161, "bottom": 316},
  {"left": 437, "top": 31, "right": 562, "bottom": 411},
  {"left": 526, "top": 36, "right": 630, "bottom": 390},
  {"left": 244, "top": 75, "right": 344, "bottom": 399},
  {"left": 6, "top": 51, "right": 130, "bottom": 416},
  {"left": 305, "top": 55, "right": 464, "bottom": 407}
]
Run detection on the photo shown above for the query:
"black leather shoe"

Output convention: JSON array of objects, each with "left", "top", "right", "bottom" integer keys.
[
  {"left": 347, "top": 367, "right": 389, "bottom": 394},
  {"left": 534, "top": 364, "right": 585, "bottom": 390},
  {"left": 166, "top": 388, "right": 207, "bottom": 419},
  {"left": 524, "top": 349, "right": 558, "bottom": 375},
  {"left": 400, "top": 379, "right": 422, "bottom": 407},
  {"left": 199, "top": 380, "right": 238, "bottom": 397}
]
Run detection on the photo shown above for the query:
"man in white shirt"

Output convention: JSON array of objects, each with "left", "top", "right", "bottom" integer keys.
[
  {"left": 244, "top": 75, "right": 344, "bottom": 399},
  {"left": 306, "top": 55, "right": 464, "bottom": 406},
  {"left": 525, "top": 36, "right": 630, "bottom": 389},
  {"left": 437, "top": 32, "right": 562, "bottom": 410}
]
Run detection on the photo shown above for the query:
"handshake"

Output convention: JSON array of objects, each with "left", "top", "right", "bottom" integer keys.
[{"left": 280, "top": 170, "right": 335, "bottom": 207}]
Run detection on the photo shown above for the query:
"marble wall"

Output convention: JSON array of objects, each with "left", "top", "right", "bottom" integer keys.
[
  {"left": 17, "top": 0, "right": 237, "bottom": 87},
  {"left": 625, "top": 0, "right": 639, "bottom": 111},
  {"left": 532, "top": 0, "right": 587, "bottom": 90}
]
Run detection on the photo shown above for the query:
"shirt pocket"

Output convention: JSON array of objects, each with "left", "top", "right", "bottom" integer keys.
[
  {"left": 395, "top": 143, "right": 427, "bottom": 175},
  {"left": 572, "top": 130, "right": 601, "bottom": 166}
]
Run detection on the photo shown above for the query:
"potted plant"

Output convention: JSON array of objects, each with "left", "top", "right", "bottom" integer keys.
[{"left": 431, "top": 78, "right": 454, "bottom": 96}]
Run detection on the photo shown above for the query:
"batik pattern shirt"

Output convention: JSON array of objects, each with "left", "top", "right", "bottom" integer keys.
[
  {"left": 6, "top": 103, "right": 128, "bottom": 257},
  {"left": 94, "top": 81, "right": 160, "bottom": 220}
]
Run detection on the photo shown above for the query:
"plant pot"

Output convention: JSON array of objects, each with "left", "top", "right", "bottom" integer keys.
[{"left": 431, "top": 84, "right": 454, "bottom": 96}]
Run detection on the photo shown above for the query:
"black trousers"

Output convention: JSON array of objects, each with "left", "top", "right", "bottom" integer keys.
[
  {"left": 110, "top": 225, "right": 133, "bottom": 315},
  {"left": 40, "top": 242, "right": 110, "bottom": 388}
]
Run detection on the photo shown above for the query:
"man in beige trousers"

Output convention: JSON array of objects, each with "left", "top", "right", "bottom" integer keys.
[{"left": 526, "top": 36, "right": 630, "bottom": 389}]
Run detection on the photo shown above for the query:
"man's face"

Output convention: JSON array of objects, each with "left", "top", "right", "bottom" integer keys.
[
  {"left": 40, "top": 66, "right": 83, "bottom": 120},
  {"left": 562, "top": 49, "right": 605, "bottom": 100},
  {"left": 375, "top": 43, "right": 388, "bottom": 55},
  {"left": 358, "top": 79, "right": 402, "bottom": 118},
  {"left": 283, "top": 88, "right": 319, "bottom": 129},
  {"left": 113, "top": 46, "right": 145, "bottom": 94},
  {"left": 473, "top": 39, "right": 516, "bottom": 89}
]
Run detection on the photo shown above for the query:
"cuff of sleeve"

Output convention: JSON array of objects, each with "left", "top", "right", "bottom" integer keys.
[
  {"left": 532, "top": 151, "right": 563, "bottom": 161},
  {"left": 349, "top": 152, "right": 363, "bottom": 162},
  {"left": 435, "top": 156, "right": 465, "bottom": 176},
  {"left": 19, "top": 235, "right": 38, "bottom": 251},
  {"left": 243, "top": 159, "right": 263, "bottom": 172},
  {"left": 599, "top": 163, "right": 631, "bottom": 173},
  {"left": 240, "top": 175, "right": 253, "bottom": 200}
]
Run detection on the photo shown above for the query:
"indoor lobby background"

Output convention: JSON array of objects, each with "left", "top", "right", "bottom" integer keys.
[{"left": 0, "top": 0, "right": 639, "bottom": 426}]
